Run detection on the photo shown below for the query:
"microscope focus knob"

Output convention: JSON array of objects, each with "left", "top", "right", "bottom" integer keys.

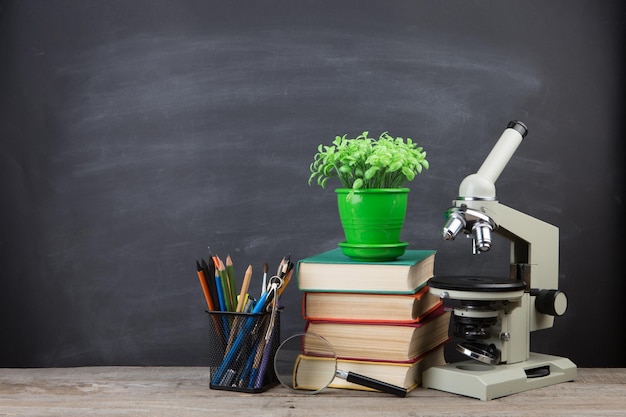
[{"left": 532, "top": 289, "right": 568, "bottom": 317}]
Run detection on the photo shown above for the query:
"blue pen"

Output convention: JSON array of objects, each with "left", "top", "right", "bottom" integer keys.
[
  {"left": 238, "top": 336, "right": 261, "bottom": 388},
  {"left": 212, "top": 291, "right": 272, "bottom": 385},
  {"left": 254, "top": 339, "right": 274, "bottom": 388},
  {"left": 254, "top": 304, "right": 279, "bottom": 388},
  {"left": 247, "top": 336, "right": 266, "bottom": 388}
]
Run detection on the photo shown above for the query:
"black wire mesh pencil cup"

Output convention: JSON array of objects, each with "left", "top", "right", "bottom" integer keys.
[{"left": 207, "top": 310, "right": 281, "bottom": 393}]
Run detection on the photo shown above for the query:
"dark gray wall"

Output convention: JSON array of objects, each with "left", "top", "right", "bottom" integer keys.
[{"left": 0, "top": 0, "right": 623, "bottom": 367}]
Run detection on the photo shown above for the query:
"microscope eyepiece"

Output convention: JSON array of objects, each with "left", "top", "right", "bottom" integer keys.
[
  {"left": 458, "top": 121, "right": 527, "bottom": 199},
  {"left": 507, "top": 120, "right": 528, "bottom": 138}
]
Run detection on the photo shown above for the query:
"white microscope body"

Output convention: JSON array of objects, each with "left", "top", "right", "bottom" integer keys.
[{"left": 422, "top": 121, "right": 577, "bottom": 400}]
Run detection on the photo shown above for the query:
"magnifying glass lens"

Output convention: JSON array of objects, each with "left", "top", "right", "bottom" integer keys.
[
  {"left": 274, "top": 333, "right": 337, "bottom": 393},
  {"left": 274, "top": 332, "right": 408, "bottom": 397}
]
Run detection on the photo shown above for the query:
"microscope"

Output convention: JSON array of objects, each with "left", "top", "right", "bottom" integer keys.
[{"left": 422, "top": 121, "right": 577, "bottom": 400}]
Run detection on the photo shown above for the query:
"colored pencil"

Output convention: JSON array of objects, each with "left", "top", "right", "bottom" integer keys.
[
  {"left": 225, "top": 255, "right": 238, "bottom": 310},
  {"left": 200, "top": 258, "right": 220, "bottom": 310},
  {"left": 196, "top": 261, "right": 216, "bottom": 311},
  {"left": 236, "top": 264, "right": 253, "bottom": 312},
  {"left": 215, "top": 270, "right": 227, "bottom": 312},
  {"left": 215, "top": 257, "right": 233, "bottom": 311},
  {"left": 277, "top": 267, "right": 293, "bottom": 298}
]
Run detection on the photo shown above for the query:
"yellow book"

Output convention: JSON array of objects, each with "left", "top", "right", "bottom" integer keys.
[{"left": 294, "top": 343, "right": 446, "bottom": 392}]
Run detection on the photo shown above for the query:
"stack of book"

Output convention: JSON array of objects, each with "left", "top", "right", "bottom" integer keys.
[{"left": 296, "top": 248, "right": 451, "bottom": 393}]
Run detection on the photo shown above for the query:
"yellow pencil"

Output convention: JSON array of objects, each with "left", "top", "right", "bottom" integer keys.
[{"left": 236, "top": 264, "right": 253, "bottom": 312}]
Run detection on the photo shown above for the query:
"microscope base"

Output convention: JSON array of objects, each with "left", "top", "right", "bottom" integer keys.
[{"left": 422, "top": 352, "right": 577, "bottom": 401}]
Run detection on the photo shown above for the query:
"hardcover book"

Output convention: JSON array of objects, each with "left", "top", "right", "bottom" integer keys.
[
  {"left": 304, "top": 306, "right": 450, "bottom": 362},
  {"left": 297, "top": 248, "right": 436, "bottom": 293},
  {"left": 294, "top": 342, "right": 447, "bottom": 392},
  {"left": 302, "top": 285, "right": 442, "bottom": 323}
]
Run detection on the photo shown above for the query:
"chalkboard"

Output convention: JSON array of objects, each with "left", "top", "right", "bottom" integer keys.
[{"left": 0, "top": 0, "right": 624, "bottom": 367}]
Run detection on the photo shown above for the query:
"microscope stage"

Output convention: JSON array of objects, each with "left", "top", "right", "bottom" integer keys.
[{"left": 428, "top": 276, "right": 526, "bottom": 301}]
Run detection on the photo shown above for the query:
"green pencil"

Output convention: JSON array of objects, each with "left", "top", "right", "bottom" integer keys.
[
  {"left": 226, "top": 255, "right": 238, "bottom": 310},
  {"left": 216, "top": 256, "right": 233, "bottom": 311}
]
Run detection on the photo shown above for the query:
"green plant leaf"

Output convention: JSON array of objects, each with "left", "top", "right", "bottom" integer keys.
[
  {"left": 364, "top": 166, "right": 379, "bottom": 180},
  {"left": 388, "top": 160, "right": 402, "bottom": 172},
  {"left": 308, "top": 130, "right": 429, "bottom": 189}
]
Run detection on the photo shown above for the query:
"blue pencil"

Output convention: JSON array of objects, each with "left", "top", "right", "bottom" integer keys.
[
  {"left": 215, "top": 274, "right": 227, "bottom": 311},
  {"left": 213, "top": 273, "right": 231, "bottom": 344}
]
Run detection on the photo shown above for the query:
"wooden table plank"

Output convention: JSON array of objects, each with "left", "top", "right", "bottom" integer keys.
[{"left": 1, "top": 368, "right": 624, "bottom": 416}]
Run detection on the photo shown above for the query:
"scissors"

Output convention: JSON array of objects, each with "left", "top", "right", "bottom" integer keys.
[{"left": 263, "top": 275, "right": 284, "bottom": 340}]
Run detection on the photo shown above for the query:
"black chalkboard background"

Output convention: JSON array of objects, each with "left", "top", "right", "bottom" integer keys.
[{"left": 0, "top": 0, "right": 623, "bottom": 367}]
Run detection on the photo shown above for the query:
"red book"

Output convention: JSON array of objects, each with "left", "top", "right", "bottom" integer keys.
[{"left": 304, "top": 305, "right": 450, "bottom": 362}]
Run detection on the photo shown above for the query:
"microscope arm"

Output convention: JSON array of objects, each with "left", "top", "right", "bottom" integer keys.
[
  {"left": 452, "top": 198, "right": 564, "bottom": 331},
  {"left": 468, "top": 200, "right": 558, "bottom": 290}
]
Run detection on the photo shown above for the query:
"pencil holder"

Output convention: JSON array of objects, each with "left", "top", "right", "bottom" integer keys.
[{"left": 206, "top": 310, "right": 281, "bottom": 393}]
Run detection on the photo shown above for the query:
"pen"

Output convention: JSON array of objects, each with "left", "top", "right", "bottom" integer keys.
[
  {"left": 255, "top": 287, "right": 280, "bottom": 388},
  {"left": 247, "top": 335, "right": 267, "bottom": 388},
  {"left": 211, "top": 306, "right": 267, "bottom": 384},
  {"left": 276, "top": 257, "right": 285, "bottom": 278},
  {"left": 261, "top": 262, "right": 268, "bottom": 296},
  {"left": 238, "top": 334, "right": 262, "bottom": 387},
  {"left": 254, "top": 326, "right": 275, "bottom": 388}
]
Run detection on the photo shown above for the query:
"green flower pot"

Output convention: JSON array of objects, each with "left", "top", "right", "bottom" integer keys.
[{"left": 335, "top": 188, "right": 409, "bottom": 261}]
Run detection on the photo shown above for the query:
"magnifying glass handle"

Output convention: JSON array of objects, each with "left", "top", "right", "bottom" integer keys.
[{"left": 338, "top": 370, "right": 408, "bottom": 397}]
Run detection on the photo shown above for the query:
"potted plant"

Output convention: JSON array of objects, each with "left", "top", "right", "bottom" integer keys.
[{"left": 309, "top": 131, "right": 429, "bottom": 261}]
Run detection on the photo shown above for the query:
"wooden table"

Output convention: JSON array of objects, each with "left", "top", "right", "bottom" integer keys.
[{"left": 1, "top": 367, "right": 624, "bottom": 416}]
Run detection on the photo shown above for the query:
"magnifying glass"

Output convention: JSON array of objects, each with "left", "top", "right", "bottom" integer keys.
[{"left": 273, "top": 332, "right": 408, "bottom": 397}]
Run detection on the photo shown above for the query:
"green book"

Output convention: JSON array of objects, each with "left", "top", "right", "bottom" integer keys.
[{"left": 296, "top": 248, "right": 436, "bottom": 294}]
